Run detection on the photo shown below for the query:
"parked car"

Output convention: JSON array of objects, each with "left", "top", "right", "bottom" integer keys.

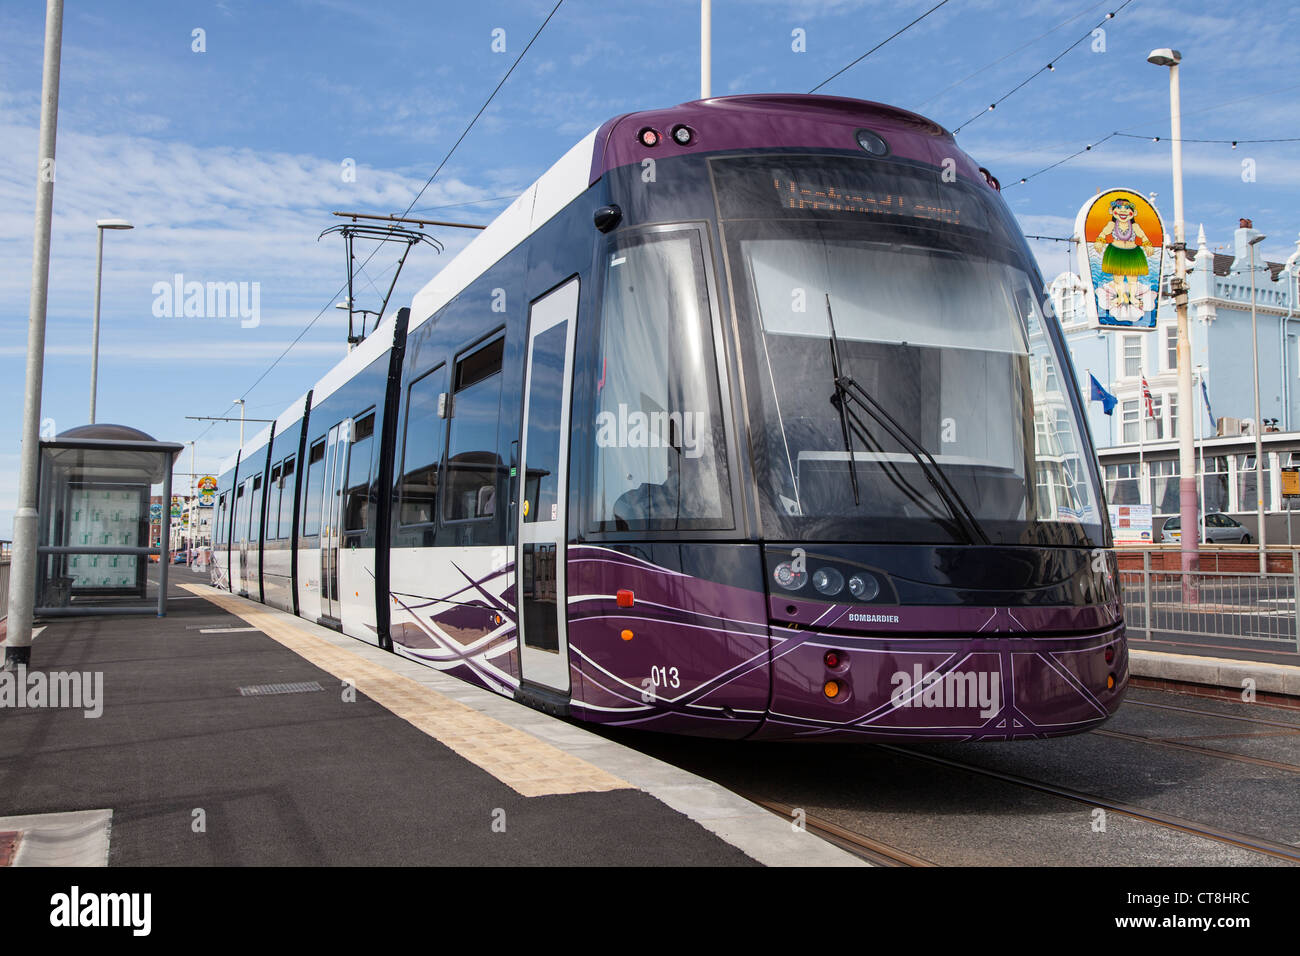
[{"left": 1162, "top": 512, "right": 1252, "bottom": 544}]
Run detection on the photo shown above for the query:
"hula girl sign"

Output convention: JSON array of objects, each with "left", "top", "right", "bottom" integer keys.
[{"left": 1074, "top": 188, "right": 1165, "bottom": 329}]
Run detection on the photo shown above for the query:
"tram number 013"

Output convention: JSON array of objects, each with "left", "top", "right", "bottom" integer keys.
[{"left": 649, "top": 665, "right": 680, "bottom": 689}]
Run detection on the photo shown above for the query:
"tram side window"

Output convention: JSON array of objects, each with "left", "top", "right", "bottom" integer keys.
[
  {"left": 302, "top": 440, "right": 326, "bottom": 536},
  {"left": 249, "top": 475, "right": 263, "bottom": 542},
  {"left": 589, "top": 230, "right": 732, "bottom": 531},
  {"left": 345, "top": 412, "right": 376, "bottom": 531},
  {"left": 216, "top": 493, "right": 227, "bottom": 545},
  {"left": 234, "top": 482, "right": 248, "bottom": 543},
  {"left": 399, "top": 367, "right": 447, "bottom": 526},
  {"left": 278, "top": 456, "right": 296, "bottom": 539},
  {"left": 269, "top": 463, "right": 282, "bottom": 539},
  {"left": 444, "top": 337, "right": 504, "bottom": 522}
]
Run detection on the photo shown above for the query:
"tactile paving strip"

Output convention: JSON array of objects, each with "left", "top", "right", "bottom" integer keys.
[{"left": 181, "top": 584, "right": 631, "bottom": 798}]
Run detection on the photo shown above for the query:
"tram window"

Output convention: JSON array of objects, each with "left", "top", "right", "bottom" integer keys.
[
  {"left": 269, "top": 464, "right": 282, "bottom": 538},
  {"left": 216, "top": 493, "right": 227, "bottom": 543},
  {"left": 278, "top": 456, "right": 296, "bottom": 539},
  {"left": 444, "top": 337, "right": 504, "bottom": 522},
  {"left": 302, "top": 439, "right": 326, "bottom": 536},
  {"left": 344, "top": 412, "right": 376, "bottom": 531},
  {"left": 399, "top": 366, "right": 447, "bottom": 526},
  {"left": 234, "top": 482, "right": 247, "bottom": 543},
  {"left": 249, "top": 475, "right": 263, "bottom": 542},
  {"left": 590, "top": 230, "right": 732, "bottom": 531}
]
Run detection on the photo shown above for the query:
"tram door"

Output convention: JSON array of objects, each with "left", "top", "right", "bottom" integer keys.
[
  {"left": 318, "top": 419, "right": 351, "bottom": 624},
  {"left": 515, "top": 278, "right": 579, "bottom": 692}
]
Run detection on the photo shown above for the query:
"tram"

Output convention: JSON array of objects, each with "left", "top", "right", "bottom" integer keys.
[{"left": 211, "top": 94, "right": 1126, "bottom": 740}]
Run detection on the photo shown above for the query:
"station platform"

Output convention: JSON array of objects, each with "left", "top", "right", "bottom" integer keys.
[{"left": 0, "top": 574, "right": 860, "bottom": 867}]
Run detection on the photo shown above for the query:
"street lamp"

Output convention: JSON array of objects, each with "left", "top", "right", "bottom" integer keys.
[
  {"left": 233, "top": 398, "right": 246, "bottom": 448},
  {"left": 89, "top": 218, "right": 133, "bottom": 424},
  {"left": 1249, "top": 232, "right": 1267, "bottom": 573},
  {"left": 1148, "top": 47, "right": 1199, "bottom": 594}
]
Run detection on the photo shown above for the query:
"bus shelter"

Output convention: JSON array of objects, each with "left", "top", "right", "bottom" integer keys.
[{"left": 35, "top": 424, "right": 183, "bottom": 617}]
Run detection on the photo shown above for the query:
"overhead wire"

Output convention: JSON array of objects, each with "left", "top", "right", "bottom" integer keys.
[
  {"left": 950, "top": 0, "right": 1137, "bottom": 134},
  {"left": 809, "top": 0, "right": 953, "bottom": 94},
  {"left": 190, "top": 0, "right": 565, "bottom": 448},
  {"left": 914, "top": 0, "right": 1108, "bottom": 110}
]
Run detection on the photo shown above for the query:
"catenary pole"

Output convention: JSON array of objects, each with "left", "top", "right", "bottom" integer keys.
[
  {"left": 5, "top": 0, "right": 65, "bottom": 670},
  {"left": 701, "top": 0, "right": 711, "bottom": 99}
]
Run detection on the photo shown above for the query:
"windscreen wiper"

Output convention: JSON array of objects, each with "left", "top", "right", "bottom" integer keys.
[
  {"left": 825, "top": 294, "right": 860, "bottom": 506},
  {"left": 824, "top": 296, "right": 991, "bottom": 546}
]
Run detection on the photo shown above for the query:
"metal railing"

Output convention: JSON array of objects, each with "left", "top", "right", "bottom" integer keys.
[{"left": 1119, "top": 551, "right": 1300, "bottom": 649}]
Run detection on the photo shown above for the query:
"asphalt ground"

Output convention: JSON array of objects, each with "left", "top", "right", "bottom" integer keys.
[{"left": 0, "top": 587, "right": 757, "bottom": 867}]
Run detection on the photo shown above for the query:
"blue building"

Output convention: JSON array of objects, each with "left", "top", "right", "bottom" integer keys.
[{"left": 1056, "top": 219, "right": 1300, "bottom": 541}]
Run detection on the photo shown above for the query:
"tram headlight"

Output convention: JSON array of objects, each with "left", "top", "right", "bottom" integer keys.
[
  {"left": 773, "top": 562, "right": 807, "bottom": 591},
  {"left": 812, "top": 567, "right": 844, "bottom": 597},
  {"left": 854, "top": 128, "right": 889, "bottom": 156},
  {"left": 847, "top": 573, "right": 880, "bottom": 601}
]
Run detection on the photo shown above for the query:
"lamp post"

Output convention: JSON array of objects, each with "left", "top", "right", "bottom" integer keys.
[
  {"left": 89, "top": 218, "right": 133, "bottom": 424},
  {"left": 1148, "top": 47, "right": 1199, "bottom": 597},
  {"left": 1249, "top": 233, "right": 1267, "bottom": 574},
  {"left": 233, "top": 398, "right": 246, "bottom": 449}
]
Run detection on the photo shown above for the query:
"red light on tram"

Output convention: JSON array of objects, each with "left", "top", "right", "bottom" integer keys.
[
  {"left": 1104, "top": 646, "right": 1115, "bottom": 664},
  {"left": 638, "top": 127, "right": 661, "bottom": 147},
  {"left": 824, "top": 651, "right": 840, "bottom": 668},
  {"left": 616, "top": 589, "right": 635, "bottom": 607}
]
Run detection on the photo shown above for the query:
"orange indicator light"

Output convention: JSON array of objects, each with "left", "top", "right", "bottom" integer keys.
[
  {"left": 824, "top": 680, "right": 840, "bottom": 699},
  {"left": 621, "top": 629, "right": 634, "bottom": 641}
]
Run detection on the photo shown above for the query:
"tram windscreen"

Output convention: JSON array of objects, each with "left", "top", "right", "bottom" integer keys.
[{"left": 714, "top": 156, "right": 1104, "bottom": 546}]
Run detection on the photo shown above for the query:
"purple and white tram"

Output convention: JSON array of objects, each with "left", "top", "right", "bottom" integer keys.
[{"left": 211, "top": 94, "right": 1126, "bottom": 741}]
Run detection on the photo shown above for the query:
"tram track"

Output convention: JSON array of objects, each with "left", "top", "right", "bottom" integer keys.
[
  {"left": 1092, "top": 728, "right": 1300, "bottom": 775},
  {"left": 880, "top": 744, "right": 1300, "bottom": 865},
  {"left": 744, "top": 795, "right": 936, "bottom": 867},
  {"left": 1124, "top": 698, "right": 1300, "bottom": 730}
]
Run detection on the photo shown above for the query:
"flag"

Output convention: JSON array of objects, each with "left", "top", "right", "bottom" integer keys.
[
  {"left": 1141, "top": 376, "right": 1155, "bottom": 419},
  {"left": 1202, "top": 378, "right": 1215, "bottom": 429},
  {"left": 1089, "top": 374, "right": 1118, "bottom": 415}
]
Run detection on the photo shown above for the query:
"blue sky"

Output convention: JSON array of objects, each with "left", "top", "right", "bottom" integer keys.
[{"left": 2, "top": 0, "right": 1298, "bottom": 537}]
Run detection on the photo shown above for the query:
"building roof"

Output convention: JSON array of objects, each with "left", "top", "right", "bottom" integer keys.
[{"left": 1186, "top": 247, "right": 1286, "bottom": 280}]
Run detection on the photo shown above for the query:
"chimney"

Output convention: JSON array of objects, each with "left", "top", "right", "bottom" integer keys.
[{"left": 1231, "top": 218, "right": 1265, "bottom": 274}]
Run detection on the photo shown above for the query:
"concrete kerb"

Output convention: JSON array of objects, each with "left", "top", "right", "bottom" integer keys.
[{"left": 1130, "top": 649, "right": 1300, "bottom": 697}]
